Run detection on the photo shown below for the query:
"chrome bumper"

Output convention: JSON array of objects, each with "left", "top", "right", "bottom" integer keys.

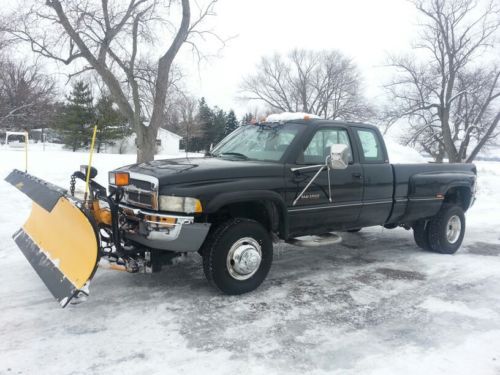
[{"left": 119, "top": 203, "right": 210, "bottom": 252}]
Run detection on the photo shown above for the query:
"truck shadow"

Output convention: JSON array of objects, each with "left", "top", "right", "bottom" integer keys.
[
  {"left": 56, "top": 229, "right": 500, "bottom": 374},
  {"left": 87, "top": 229, "right": 431, "bottom": 317}
]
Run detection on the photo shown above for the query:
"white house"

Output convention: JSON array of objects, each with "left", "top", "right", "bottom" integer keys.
[
  {"left": 155, "top": 128, "right": 183, "bottom": 155},
  {"left": 110, "top": 128, "right": 183, "bottom": 155}
]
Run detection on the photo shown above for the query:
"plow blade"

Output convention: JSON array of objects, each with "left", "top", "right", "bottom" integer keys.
[{"left": 5, "top": 170, "right": 99, "bottom": 307}]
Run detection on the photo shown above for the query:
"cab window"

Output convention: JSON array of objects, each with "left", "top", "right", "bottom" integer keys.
[
  {"left": 356, "top": 129, "right": 384, "bottom": 162},
  {"left": 298, "top": 128, "right": 353, "bottom": 164}
]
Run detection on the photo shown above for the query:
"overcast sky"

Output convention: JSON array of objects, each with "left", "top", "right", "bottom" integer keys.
[
  {"left": 178, "top": 0, "right": 420, "bottom": 116},
  {"left": 4, "top": 0, "right": 422, "bottom": 118}
]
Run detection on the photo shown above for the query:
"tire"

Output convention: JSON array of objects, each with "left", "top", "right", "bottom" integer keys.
[
  {"left": 347, "top": 228, "right": 361, "bottom": 233},
  {"left": 427, "top": 204, "right": 466, "bottom": 254},
  {"left": 202, "top": 218, "right": 273, "bottom": 295},
  {"left": 412, "top": 220, "right": 432, "bottom": 251}
]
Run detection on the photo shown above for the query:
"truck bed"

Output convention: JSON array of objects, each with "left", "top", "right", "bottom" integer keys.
[{"left": 387, "top": 163, "right": 477, "bottom": 224}]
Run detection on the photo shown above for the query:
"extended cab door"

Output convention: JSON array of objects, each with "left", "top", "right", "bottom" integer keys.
[
  {"left": 352, "top": 126, "right": 393, "bottom": 226},
  {"left": 285, "top": 125, "right": 363, "bottom": 236}
]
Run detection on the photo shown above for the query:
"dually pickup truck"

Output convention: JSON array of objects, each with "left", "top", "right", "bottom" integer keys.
[
  {"left": 6, "top": 116, "right": 477, "bottom": 306},
  {"left": 109, "top": 117, "right": 476, "bottom": 293}
]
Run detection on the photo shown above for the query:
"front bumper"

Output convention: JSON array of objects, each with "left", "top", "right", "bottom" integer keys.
[{"left": 119, "top": 203, "right": 210, "bottom": 252}]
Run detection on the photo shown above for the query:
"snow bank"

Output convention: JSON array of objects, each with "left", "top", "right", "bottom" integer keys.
[
  {"left": 384, "top": 137, "right": 427, "bottom": 164},
  {"left": 0, "top": 148, "right": 201, "bottom": 192},
  {"left": 266, "top": 112, "right": 320, "bottom": 122}
]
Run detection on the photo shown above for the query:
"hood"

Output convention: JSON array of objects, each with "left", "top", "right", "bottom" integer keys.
[{"left": 119, "top": 157, "right": 283, "bottom": 185}]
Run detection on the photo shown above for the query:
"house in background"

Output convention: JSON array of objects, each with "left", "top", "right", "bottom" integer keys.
[
  {"left": 110, "top": 128, "right": 183, "bottom": 155},
  {"left": 155, "top": 128, "right": 183, "bottom": 154}
]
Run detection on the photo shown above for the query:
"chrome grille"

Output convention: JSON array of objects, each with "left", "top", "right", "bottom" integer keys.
[
  {"left": 126, "top": 191, "right": 153, "bottom": 207},
  {"left": 130, "top": 178, "right": 154, "bottom": 191},
  {"left": 122, "top": 173, "right": 159, "bottom": 210}
]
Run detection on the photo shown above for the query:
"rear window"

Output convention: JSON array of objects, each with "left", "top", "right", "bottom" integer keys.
[{"left": 356, "top": 129, "right": 384, "bottom": 162}]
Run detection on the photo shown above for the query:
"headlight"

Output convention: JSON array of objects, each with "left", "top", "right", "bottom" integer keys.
[{"left": 159, "top": 196, "right": 202, "bottom": 213}]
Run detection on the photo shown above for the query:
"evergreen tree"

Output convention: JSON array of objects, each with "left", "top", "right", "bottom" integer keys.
[
  {"left": 184, "top": 99, "right": 240, "bottom": 152},
  {"left": 95, "top": 94, "right": 131, "bottom": 152},
  {"left": 57, "top": 81, "right": 95, "bottom": 151},
  {"left": 223, "top": 109, "right": 239, "bottom": 137},
  {"left": 211, "top": 107, "right": 227, "bottom": 145},
  {"left": 191, "top": 97, "right": 213, "bottom": 152}
]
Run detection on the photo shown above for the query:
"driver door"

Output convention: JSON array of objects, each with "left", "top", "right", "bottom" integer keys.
[{"left": 285, "top": 126, "right": 363, "bottom": 236}]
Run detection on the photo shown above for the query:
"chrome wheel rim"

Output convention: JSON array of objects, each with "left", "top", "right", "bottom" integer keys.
[
  {"left": 226, "top": 237, "right": 262, "bottom": 281},
  {"left": 446, "top": 215, "right": 462, "bottom": 244}
]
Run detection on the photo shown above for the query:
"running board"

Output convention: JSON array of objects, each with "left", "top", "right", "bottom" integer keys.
[{"left": 286, "top": 232, "right": 342, "bottom": 247}]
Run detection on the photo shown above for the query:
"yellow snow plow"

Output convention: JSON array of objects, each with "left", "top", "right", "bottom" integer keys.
[
  {"left": 6, "top": 166, "right": 172, "bottom": 308},
  {"left": 6, "top": 170, "right": 100, "bottom": 307}
]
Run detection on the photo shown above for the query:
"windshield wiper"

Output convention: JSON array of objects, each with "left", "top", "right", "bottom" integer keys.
[{"left": 218, "top": 152, "right": 249, "bottom": 160}]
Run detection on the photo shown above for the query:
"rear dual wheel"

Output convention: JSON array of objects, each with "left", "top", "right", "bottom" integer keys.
[
  {"left": 202, "top": 218, "right": 273, "bottom": 295},
  {"left": 413, "top": 220, "right": 432, "bottom": 251},
  {"left": 413, "top": 204, "right": 465, "bottom": 254}
]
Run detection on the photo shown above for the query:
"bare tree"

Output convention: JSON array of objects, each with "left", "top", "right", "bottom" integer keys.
[
  {"left": 5, "top": 0, "right": 220, "bottom": 162},
  {"left": 385, "top": 0, "right": 500, "bottom": 162},
  {"left": 241, "top": 49, "right": 374, "bottom": 121},
  {"left": 453, "top": 68, "right": 500, "bottom": 161},
  {"left": 165, "top": 94, "right": 206, "bottom": 151},
  {"left": 0, "top": 60, "right": 56, "bottom": 131}
]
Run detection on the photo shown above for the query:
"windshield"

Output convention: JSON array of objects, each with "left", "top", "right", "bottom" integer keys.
[{"left": 212, "top": 123, "right": 303, "bottom": 162}]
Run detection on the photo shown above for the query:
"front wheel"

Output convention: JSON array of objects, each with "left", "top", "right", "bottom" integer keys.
[
  {"left": 427, "top": 204, "right": 466, "bottom": 254},
  {"left": 202, "top": 218, "right": 273, "bottom": 295}
]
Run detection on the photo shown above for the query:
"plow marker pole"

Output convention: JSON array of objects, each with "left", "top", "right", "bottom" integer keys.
[
  {"left": 24, "top": 131, "right": 28, "bottom": 172},
  {"left": 84, "top": 125, "right": 98, "bottom": 202}
]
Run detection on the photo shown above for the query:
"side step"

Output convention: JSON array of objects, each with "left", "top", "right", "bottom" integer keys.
[{"left": 287, "top": 232, "right": 342, "bottom": 247}]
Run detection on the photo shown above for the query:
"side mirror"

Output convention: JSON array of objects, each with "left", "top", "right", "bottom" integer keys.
[{"left": 328, "top": 144, "right": 349, "bottom": 170}]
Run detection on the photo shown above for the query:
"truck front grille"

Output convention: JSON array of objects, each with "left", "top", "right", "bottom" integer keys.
[
  {"left": 122, "top": 173, "right": 159, "bottom": 210},
  {"left": 129, "top": 178, "right": 154, "bottom": 191},
  {"left": 126, "top": 191, "right": 154, "bottom": 207}
]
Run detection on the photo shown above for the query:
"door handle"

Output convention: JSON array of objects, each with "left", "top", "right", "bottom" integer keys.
[
  {"left": 292, "top": 174, "right": 309, "bottom": 183},
  {"left": 352, "top": 172, "right": 362, "bottom": 179}
]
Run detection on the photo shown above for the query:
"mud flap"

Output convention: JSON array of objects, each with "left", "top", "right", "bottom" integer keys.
[{"left": 5, "top": 170, "right": 100, "bottom": 307}]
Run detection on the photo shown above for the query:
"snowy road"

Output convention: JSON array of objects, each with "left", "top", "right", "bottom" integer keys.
[{"left": 1, "top": 148, "right": 500, "bottom": 374}]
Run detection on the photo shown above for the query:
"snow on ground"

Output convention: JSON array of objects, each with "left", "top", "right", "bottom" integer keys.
[{"left": 0, "top": 146, "right": 500, "bottom": 375}]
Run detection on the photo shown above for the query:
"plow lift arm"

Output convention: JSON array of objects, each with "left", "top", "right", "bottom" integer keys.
[{"left": 5, "top": 168, "right": 132, "bottom": 307}]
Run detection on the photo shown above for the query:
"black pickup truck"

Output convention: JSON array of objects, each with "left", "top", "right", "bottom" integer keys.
[{"left": 105, "top": 118, "right": 476, "bottom": 295}]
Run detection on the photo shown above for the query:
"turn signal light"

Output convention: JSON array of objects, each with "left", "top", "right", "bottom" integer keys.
[
  {"left": 109, "top": 171, "right": 130, "bottom": 186},
  {"left": 145, "top": 215, "right": 177, "bottom": 225}
]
